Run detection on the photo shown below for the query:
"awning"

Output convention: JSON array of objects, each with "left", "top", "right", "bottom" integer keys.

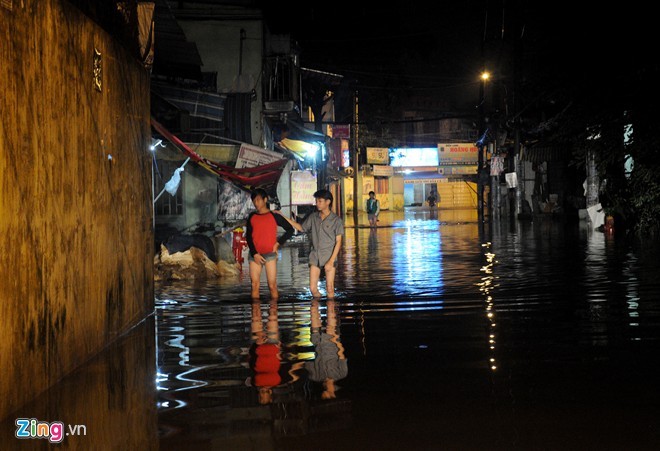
[
  {"left": 151, "top": 118, "right": 289, "bottom": 194},
  {"left": 286, "top": 119, "right": 327, "bottom": 140},
  {"left": 276, "top": 138, "right": 318, "bottom": 160},
  {"left": 402, "top": 171, "right": 443, "bottom": 184},
  {"left": 521, "top": 145, "right": 567, "bottom": 164}
]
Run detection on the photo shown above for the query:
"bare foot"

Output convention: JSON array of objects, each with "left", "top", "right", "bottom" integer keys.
[{"left": 311, "top": 290, "right": 322, "bottom": 298}]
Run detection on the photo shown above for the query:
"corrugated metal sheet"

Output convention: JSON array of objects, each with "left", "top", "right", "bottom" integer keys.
[
  {"left": 521, "top": 145, "right": 567, "bottom": 164},
  {"left": 152, "top": 81, "right": 225, "bottom": 121},
  {"left": 153, "top": 0, "right": 203, "bottom": 75},
  {"left": 224, "top": 93, "right": 252, "bottom": 143}
]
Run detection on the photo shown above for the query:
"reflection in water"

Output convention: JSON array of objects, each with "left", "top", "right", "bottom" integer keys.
[
  {"left": 249, "top": 299, "right": 283, "bottom": 405},
  {"left": 156, "top": 296, "right": 352, "bottom": 449},
  {"left": 305, "top": 299, "right": 348, "bottom": 399},
  {"left": 623, "top": 250, "right": 640, "bottom": 338},
  {"left": 478, "top": 241, "right": 498, "bottom": 371},
  {"left": 392, "top": 219, "right": 444, "bottom": 299},
  {"left": 0, "top": 318, "right": 158, "bottom": 450},
  {"left": 12, "top": 212, "right": 660, "bottom": 449}
]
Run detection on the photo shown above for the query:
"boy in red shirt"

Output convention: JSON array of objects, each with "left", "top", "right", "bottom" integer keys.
[{"left": 246, "top": 188, "right": 294, "bottom": 299}]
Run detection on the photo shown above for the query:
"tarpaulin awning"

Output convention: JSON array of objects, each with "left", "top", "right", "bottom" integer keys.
[
  {"left": 151, "top": 118, "right": 288, "bottom": 193},
  {"left": 286, "top": 119, "right": 326, "bottom": 139},
  {"left": 276, "top": 138, "right": 318, "bottom": 160},
  {"left": 402, "top": 171, "right": 443, "bottom": 184}
]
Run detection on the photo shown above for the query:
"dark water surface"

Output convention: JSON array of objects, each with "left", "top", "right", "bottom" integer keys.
[{"left": 4, "top": 211, "right": 660, "bottom": 450}]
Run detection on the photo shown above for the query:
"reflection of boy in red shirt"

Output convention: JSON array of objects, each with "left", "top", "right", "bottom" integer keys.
[
  {"left": 249, "top": 299, "right": 281, "bottom": 405},
  {"left": 253, "top": 343, "right": 281, "bottom": 391},
  {"left": 246, "top": 188, "right": 294, "bottom": 299}
]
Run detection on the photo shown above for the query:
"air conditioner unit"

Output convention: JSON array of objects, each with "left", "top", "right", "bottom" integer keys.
[{"left": 264, "top": 101, "right": 294, "bottom": 112}]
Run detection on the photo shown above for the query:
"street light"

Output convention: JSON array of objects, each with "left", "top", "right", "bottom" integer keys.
[{"left": 477, "top": 70, "right": 490, "bottom": 222}]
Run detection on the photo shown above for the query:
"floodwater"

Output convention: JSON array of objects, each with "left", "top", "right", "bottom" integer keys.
[{"left": 4, "top": 209, "right": 660, "bottom": 450}]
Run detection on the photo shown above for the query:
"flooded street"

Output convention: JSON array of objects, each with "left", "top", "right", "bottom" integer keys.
[
  {"left": 4, "top": 210, "right": 660, "bottom": 450},
  {"left": 156, "top": 210, "right": 660, "bottom": 450}
]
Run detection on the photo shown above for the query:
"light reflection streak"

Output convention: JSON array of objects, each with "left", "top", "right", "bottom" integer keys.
[
  {"left": 585, "top": 231, "right": 609, "bottom": 346},
  {"left": 623, "top": 251, "right": 641, "bottom": 340},
  {"left": 392, "top": 221, "right": 445, "bottom": 299},
  {"left": 163, "top": 328, "right": 190, "bottom": 367},
  {"left": 174, "top": 367, "right": 211, "bottom": 388},
  {"left": 478, "top": 242, "right": 498, "bottom": 371}
]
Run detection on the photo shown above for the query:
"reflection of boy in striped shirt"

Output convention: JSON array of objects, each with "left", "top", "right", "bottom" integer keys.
[{"left": 246, "top": 189, "right": 294, "bottom": 299}]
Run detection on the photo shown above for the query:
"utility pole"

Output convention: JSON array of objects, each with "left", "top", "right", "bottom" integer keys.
[
  {"left": 513, "top": 5, "right": 524, "bottom": 219},
  {"left": 477, "top": 72, "right": 489, "bottom": 223},
  {"left": 477, "top": 7, "right": 488, "bottom": 223},
  {"left": 353, "top": 90, "right": 359, "bottom": 226},
  {"left": 238, "top": 29, "right": 246, "bottom": 76}
]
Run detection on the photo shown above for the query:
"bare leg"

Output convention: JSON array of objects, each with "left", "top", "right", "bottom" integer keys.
[
  {"left": 251, "top": 300, "right": 264, "bottom": 342},
  {"left": 266, "top": 299, "right": 279, "bottom": 342},
  {"left": 249, "top": 260, "right": 263, "bottom": 299},
  {"left": 309, "top": 265, "right": 322, "bottom": 297},
  {"left": 264, "top": 259, "right": 279, "bottom": 299},
  {"left": 310, "top": 299, "right": 321, "bottom": 329},
  {"left": 325, "top": 265, "right": 336, "bottom": 298}
]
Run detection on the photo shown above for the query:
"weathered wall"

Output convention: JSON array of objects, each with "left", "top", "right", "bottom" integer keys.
[
  {"left": 0, "top": 318, "right": 157, "bottom": 450},
  {"left": 178, "top": 18, "right": 264, "bottom": 144},
  {"left": 0, "top": 0, "right": 153, "bottom": 419}
]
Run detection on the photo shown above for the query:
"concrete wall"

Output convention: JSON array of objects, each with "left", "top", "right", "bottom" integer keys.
[
  {"left": 0, "top": 0, "right": 153, "bottom": 419},
  {"left": 0, "top": 318, "right": 157, "bottom": 449}
]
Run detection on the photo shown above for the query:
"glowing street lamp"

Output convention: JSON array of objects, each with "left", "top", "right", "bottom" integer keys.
[{"left": 477, "top": 70, "right": 491, "bottom": 222}]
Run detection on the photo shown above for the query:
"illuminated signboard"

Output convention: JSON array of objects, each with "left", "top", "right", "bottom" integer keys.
[
  {"left": 437, "top": 143, "right": 478, "bottom": 165},
  {"left": 389, "top": 147, "right": 439, "bottom": 167},
  {"left": 290, "top": 170, "right": 317, "bottom": 205},
  {"left": 366, "top": 147, "right": 389, "bottom": 165}
]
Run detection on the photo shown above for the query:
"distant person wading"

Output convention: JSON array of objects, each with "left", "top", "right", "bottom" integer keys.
[{"left": 366, "top": 191, "right": 380, "bottom": 227}]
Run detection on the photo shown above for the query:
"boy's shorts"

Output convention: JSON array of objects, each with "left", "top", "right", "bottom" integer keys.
[
  {"left": 249, "top": 252, "right": 278, "bottom": 263},
  {"left": 308, "top": 251, "right": 338, "bottom": 268}
]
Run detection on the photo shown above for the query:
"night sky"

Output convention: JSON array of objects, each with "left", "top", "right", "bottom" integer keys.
[
  {"left": 259, "top": 2, "right": 655, "bottom": 109},
  {"left": 251, "top": 0, "right": 659, "bottom": 143}
]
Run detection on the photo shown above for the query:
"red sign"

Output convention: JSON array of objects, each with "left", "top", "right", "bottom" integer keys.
[{"left": 331, "top": 124, "right": 351, "bottom": 139}]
